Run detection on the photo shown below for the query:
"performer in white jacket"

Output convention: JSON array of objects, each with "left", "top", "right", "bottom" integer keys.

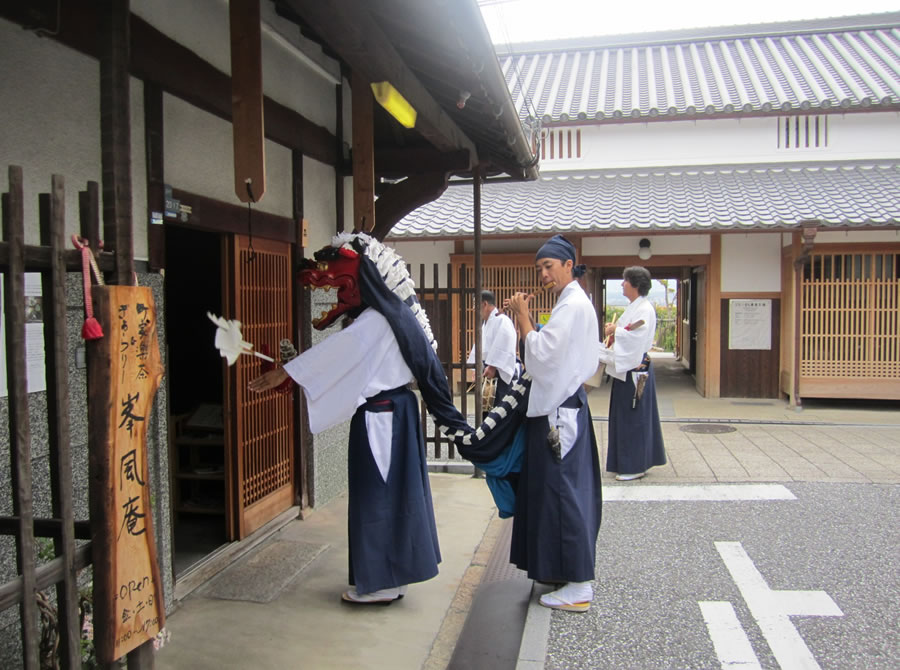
[
  {"left": 598, "top": 266, "right": 667, "bottom": 481},
  {"left": 467, "top": 290, "right": 518, "bottom": 406},
  {"left": 504, "top": 235, "right": 603, "bottom": 613}
]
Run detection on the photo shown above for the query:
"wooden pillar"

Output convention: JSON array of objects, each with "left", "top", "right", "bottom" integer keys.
[
  {"left": 351, "top": 72, "right": 375, "bottom": 232},
  {"left": 705, "top": 234, "right": 722, "bottom": 398},
  {"left": 292, "top": 149, "right": 313, "bottom": 510},
  {"left": 144, "top": 83, "right": 165, "bottom": 271},
  {"left": 335, "top": 70, "right": 345, "bottom": 234},
  {"left": 99, "top": 0, "right": 134, "bottom": 285},
  {"left": 792, "top": 232, "right": 804, "bottom": 409}
]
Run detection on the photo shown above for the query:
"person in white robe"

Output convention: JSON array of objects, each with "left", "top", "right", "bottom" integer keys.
[
  {"left": 504, "top": 234, "right": 603, "bottom": 613},
  {"left": 467, "top": 290, "right": 518, "bottom": 406},
  {"left": 248, "top": 306, "right": 441, "bottom": 604},
  {"left": 598, "top": 266, "right": 667, "bottom": 481}
]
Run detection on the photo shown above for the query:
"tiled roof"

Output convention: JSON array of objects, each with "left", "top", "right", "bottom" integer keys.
[
  {"left": 388, "top": 162, "right": 900, "bottom": 237},
  {"left": 497, "top": 13, "right": 900, "bottom": 122}
]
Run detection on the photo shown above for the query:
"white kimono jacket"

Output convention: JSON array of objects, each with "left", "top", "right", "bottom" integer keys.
[
  {"left": 598, "top": 295, "right": 657, "bottom": 381},
  {"left": 467, "top": 308, "right": 518, "bottom": 384},
  {"left": 282, "top": 307, "right": 413, "bottom": 435},
  {"left": 524, "top": 281, "right": 600, "bottom": 418}
]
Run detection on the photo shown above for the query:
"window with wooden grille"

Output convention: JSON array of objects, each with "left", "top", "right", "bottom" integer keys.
[
  {"left": 457, "top": 263, "right": 560, "bottom": 361},
  {"left": 536, "top": 128, "right": 582, "bottom": 160},
  {"left": 777, "top": 115, "right": 828, "bottom": 149},
  {"left": 800, "top": 251, "right": 899, "bottom": 379}
]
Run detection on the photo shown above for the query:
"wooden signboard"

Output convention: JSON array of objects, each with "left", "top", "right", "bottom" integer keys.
[{"left": 88, "top": 285, "right": 165, "bottom": 661}]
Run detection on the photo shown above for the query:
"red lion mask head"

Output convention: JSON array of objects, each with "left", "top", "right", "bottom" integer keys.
[{"left": 298, "top": 245, "right": 363, "bottom": 329}]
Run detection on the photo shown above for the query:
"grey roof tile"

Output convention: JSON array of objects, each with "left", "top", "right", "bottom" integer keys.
[
  {"left": 498, "top": 14, "right": 900, "bottom": 122},
  {"left": 388, "top": 162, "right": 900, "bottom": 238}
]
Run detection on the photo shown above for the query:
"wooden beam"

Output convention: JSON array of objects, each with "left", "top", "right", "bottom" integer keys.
[
  {"left": 352, "top": 72, "right": 376, "bottom": 232},
  {"left": 0, "top": 244, "right": 115, "bottom": 274},
  {"left": 169, "top": 188, "right": 296, "bottom": 244},
  {"left": 230, "top": 0, "right": 266, "bottom": 203},
  {"left": 284, "top": 0, "right": 478, "bottom": 163},
  {"left": 372, "top": 173, "right": 449, "bottom": 242}
]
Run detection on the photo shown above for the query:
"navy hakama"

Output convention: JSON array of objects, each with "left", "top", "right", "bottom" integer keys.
[
  {"left": 347, "top": 386, "right": 441, "bottom": 594},
  {"left": 605, "top": 359, "right": 667, "bottom": 475},
  {"left": 510, "top": 387, "right": 602, "bottom": 583}
]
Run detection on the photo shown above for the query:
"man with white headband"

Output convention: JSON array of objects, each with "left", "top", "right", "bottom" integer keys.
[{"left": 504, "top": 234, "right": 603, "bottom": 613}]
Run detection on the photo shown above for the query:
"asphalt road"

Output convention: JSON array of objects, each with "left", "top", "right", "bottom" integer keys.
[{"left": 542, "top": 482, "right": 900, "bottom": 670}]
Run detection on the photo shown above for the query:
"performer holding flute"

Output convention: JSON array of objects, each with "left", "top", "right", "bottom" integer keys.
[
  {"left": 599, "top": 266, "right": 667, "bottom": 481},
  {"left": 504, "top": 234, "right": 603, "bottom": 613}
]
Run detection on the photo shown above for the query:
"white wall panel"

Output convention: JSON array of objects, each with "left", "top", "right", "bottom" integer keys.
[
  {"left": 549, "top": 112, "right": 900, "bottom": 172},
  {"left": 303, "top": 156, "right": 336, "bottom": 253},
  {"left": 582, "top": 234, "right": 710, "bottom": 255},
  {"left": 721, "top": 233, "right": 781, "bottom": 292},
  {"left": 390, "top": 241, "right": 456, "bottom": 287}
]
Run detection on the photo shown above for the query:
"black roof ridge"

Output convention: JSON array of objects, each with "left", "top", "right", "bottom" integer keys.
[{"left": 495, "top": 11, "right": 900, "bottom": 55}]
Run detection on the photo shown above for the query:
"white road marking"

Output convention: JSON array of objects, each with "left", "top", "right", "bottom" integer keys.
[
  {"left": 715, "top": 542, "right": 843, "bottom": 670},
  {"left": 699, "top": 601, "right": 762, "bottom": 669},
  {"left": 604, "top": 484, "right": 796, "bottom": 501}
]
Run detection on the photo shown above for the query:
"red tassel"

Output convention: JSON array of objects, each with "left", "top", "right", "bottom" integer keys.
[{"left": 82, "top": 317, "right": 104, "bottom": 341}]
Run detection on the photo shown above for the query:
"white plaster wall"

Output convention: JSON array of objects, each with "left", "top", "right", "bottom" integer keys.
[
  {"left": 133, "top": 0, "right": 340, "bottom": 132},
  {"left": 0, "top": 20, "right": 147, "bottom": 258},
  {"left": 721, "top": 233, "right": 781, "bottom": 292},
  {"left": 543, "top": 112, "right": 900, "bottom": 172},
  {"left": 390, "top": 241, "right": 456, "bottom": 288},
  {"left": 163, "top": 95, "right": 292, "bottom": 217},
  {"left": 582, "top": 234, "right": 710, "bottom": 255},
  {"left": 303, "top": 157, "right": 337, "bottom": 252}
]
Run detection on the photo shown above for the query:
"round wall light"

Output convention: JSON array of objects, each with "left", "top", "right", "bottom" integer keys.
[{"left": 638, "top": 238, "right": 652, "bottom": 260}]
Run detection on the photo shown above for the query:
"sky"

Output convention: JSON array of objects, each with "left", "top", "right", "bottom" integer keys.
[{"left": 479, "top": 0, "right": 899, "bottom": 44}]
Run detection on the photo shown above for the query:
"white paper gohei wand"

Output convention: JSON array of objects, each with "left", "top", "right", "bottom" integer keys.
[{"left": 207, "top": 312, "right": 275, "bottom": 365}]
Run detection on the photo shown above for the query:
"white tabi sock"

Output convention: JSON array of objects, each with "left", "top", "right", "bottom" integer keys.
[{"left": 549, "top": 581, "right": 593, "bottom": 604}]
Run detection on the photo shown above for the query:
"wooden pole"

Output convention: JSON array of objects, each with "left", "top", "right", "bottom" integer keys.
[
  {"left": 351, "top": 72, "right": 375, "bottom": 232},
  {"left": 99, "top": 0, "right": 134, "bottom": 285}
]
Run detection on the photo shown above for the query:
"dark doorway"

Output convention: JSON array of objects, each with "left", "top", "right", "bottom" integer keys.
[
  {"left": 164, "top": 225, "right": 228, "bottom": 576},
  {"left": 688, "top": 270, "right": 699, "bottom": 375}
]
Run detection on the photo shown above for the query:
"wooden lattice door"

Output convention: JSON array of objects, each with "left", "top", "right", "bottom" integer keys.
[
  {"left": 799, "top": 249, "right": 900, "bottom": 399},
  {"left": 224, "top": 234, "right": 295, "bottom": 539}
]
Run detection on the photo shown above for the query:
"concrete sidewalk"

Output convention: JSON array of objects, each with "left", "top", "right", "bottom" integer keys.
[
  {"left": 156, "top": 356, "right": 900, "bottom": 669},
  {"left": 156, "top": 473, "right": 500, "bottom": 670}
]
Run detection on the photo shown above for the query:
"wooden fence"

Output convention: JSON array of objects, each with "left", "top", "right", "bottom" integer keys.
[
  {"left": 412, "top": 263, "right": 475, "bottom": 461},
  {"left": 0, "top": 166, "right": 150, "bottom": 669}
]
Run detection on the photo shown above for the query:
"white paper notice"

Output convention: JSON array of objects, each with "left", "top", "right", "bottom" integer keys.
[
  {"left": 728, "top": 299, "right": 771, "bottom": 351},
  {"left": 0, "top": 273, "right": 48, "bottom": 396}
]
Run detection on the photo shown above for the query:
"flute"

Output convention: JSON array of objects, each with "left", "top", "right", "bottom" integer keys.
[{"left": 504, "top": 281, "right": 556, "bottom": 311}]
